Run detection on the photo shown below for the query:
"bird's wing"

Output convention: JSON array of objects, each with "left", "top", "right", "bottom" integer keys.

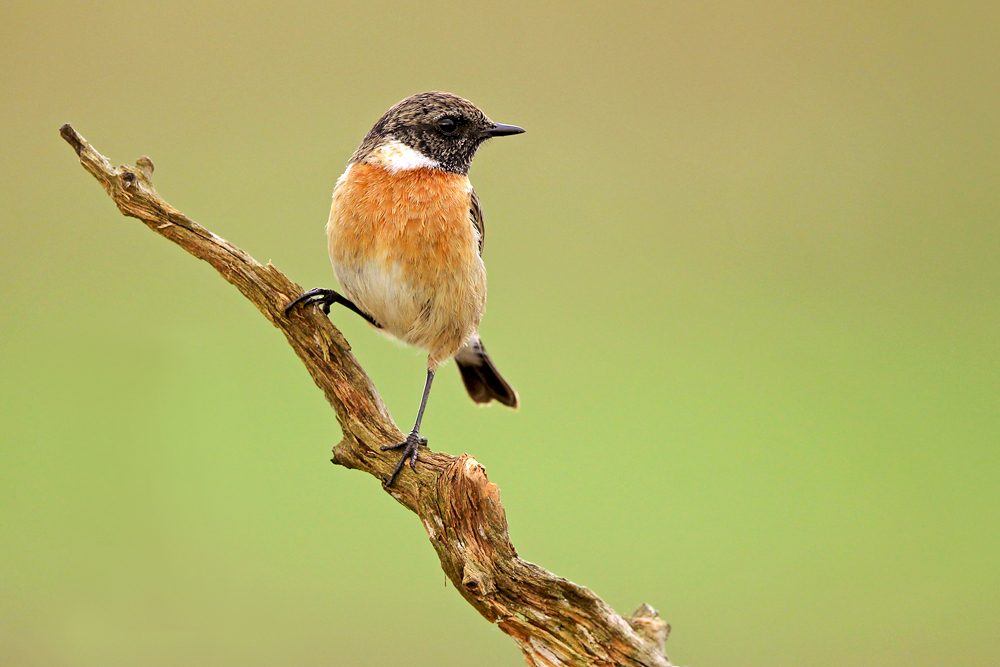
[{"left": 470, "top": 187, "right": 485, "bottom": 256}]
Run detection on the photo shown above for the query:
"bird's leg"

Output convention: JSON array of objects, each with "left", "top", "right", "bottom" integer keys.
[
  {"left": 381, "top": 368, "right": 435, "bottom": 487},
  {"left": 284, "top": 288, "right": 380, "bottom": 328}
]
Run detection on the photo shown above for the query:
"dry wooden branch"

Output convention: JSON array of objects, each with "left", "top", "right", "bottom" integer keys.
[{"left": 59, "top": 124, "right": 672, "bottom": 667}]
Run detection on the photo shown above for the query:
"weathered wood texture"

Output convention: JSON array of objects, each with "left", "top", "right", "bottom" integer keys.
[{"left": 59, "top": 124, "right": 672, "bottom": 667}]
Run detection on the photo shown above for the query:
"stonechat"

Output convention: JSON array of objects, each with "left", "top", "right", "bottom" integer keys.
[{"left": 286, "top": 92, "right": 524, "bottom": 486}]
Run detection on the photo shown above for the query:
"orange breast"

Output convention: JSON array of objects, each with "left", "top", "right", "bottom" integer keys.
[{"left": 328, "top": 162, "right": 478, "bottom": 282}]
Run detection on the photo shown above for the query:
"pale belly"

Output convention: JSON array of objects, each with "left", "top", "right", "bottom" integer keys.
[{"left": 332, "top": 256, "right": 486, "bottom": 359}]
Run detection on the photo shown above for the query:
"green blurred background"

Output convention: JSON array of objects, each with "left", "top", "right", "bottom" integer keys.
[{"left": 2, "top": 1, "right": 997, "bottom": 665}]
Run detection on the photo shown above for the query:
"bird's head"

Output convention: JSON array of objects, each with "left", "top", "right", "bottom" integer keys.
[{"left": 352, "top": 91, "right": 524, "bottom": 175}]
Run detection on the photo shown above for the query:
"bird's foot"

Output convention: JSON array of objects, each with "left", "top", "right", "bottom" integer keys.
[
  {"left": 381, "top": 431, "right": 428, "bottom": 487},
  {"left": 285, "top": 288, "right": 339, "bottom": 315},
  {"left": 284, "top": 287, "right": 381, "bottom": 328}
]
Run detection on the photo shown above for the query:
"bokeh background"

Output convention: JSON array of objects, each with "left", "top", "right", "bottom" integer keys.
[{"left": 2, "top": 2, "right": 997, "bottom": 665}]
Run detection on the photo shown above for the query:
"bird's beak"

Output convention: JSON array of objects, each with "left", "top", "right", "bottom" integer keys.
[{"left": 483, "top": 122, "right": 525, "bottom": 137}]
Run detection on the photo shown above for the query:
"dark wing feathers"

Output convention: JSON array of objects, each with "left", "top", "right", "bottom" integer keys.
[{"left": 470, "top": 187, "right": 485, "bottom": 256}]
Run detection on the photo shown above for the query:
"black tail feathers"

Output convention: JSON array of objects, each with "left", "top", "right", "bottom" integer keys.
[{"left": 454, "top": 337, "right": 519, "bottom": 409}]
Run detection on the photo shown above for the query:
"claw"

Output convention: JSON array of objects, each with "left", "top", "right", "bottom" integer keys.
[
  {"left": 382, "top": 431, "right": 427, "bottom": 487},
  {"left": 284, "top": 287, "right": 332, "bottom": 315},
  {"left": 283, "top": 287, "right": 381, "bottom": 328}
]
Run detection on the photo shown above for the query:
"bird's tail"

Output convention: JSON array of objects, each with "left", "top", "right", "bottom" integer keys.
[{"left": 454, "top": 336, "right": 519, "bottom": 409}]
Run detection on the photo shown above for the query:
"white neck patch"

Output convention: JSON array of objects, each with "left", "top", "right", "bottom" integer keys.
[{"left": 370, "top": 139, "right": 441, "bottom": 173}]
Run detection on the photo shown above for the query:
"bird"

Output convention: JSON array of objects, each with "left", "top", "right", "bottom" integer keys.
[{"left": 285, "top": 92, "right": 524, "bottom": 487}]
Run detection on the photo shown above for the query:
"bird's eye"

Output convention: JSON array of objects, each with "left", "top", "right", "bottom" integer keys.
[{"left": 437, "top": 117, "right": 457, "bottom": 134}]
